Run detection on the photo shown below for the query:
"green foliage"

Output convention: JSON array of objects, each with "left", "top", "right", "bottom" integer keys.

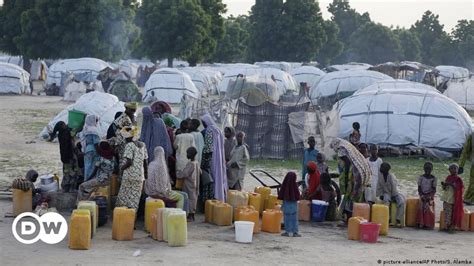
[
  {"left": 327, "top": 0, "right": 371, "bottom": 62},
  {"left": 139, "top": 0, "right": 213, "bottom": 67},
  {"left": 248, "top": 0, "right": 284, "bottom": 61},
  {"left": 278, "top": 0, "right": 326, "bottom": 62},
  {"left": 317, "top": 20, "right": 343, "bottom": 66},
  {"left": 212, "top": 15, "right": 250, "bottom": 63},
  {"left": 0, "top": 0, "right": 35, "bottom": 55},
  {"left": 410, "top": 11, "right": 448, "bottom": 66},
  {"left": 394, "top": 28, "right": 422, "bottom": 62},
  {"left": 451, "top": 20, "right": 474, "bottom": 68},
  {"left": 349, "top": 22, "right": 402, "bottom": 64},
  {"left": 15, "top": 0, "right": 136, "bottom": 61}
]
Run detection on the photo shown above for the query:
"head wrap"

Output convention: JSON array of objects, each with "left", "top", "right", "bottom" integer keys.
[
  {"left": 145, "top": 147, "right": 172, "bottom": 198},
  {"left": 140, "top": 107, "right": 173, "bottom": 160},
  {"left": 278, "top": 172, "right": 301, "bottom": 201},
  {"left": 125, "top": 102, "right": 138, "bottom": 110},
  {"left": 331, "top": 138, "right": 371, "bottom": 186}
]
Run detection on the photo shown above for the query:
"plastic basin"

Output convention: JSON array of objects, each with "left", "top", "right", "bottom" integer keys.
[
  {"left": 360, "top": 222, "right": 381, "bottom": 243},
  {"left": 235, "top": 221, "right": 254, "bottom": 243}
]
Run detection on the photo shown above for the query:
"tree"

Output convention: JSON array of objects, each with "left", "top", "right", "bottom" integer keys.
[
  {"left": 452, "top": 20, "right": 474, "bottom": 68},
  {"left": 349, "top": 22, "right": 402, "bottom": 64},
  {"left": 394, "top": 28, "right": 422, "bottom": 62},
  {"left": 317, "top": 20, "right": 343, "bottom": 66},
  {"left": 278, "top": 0, "right": 326, "bottom": 62},
  {"left": 0, "top": 0, "right": 36, "bottom": 71},
  {"left": 212, "top": 16, "right": 250, "bottom": 63},
  {"left": 139, "top": 0, "right": 212, "bottom": 67},
  {"left": 411, "top": 11, "right": 447, "bottom": 65},
  {"left": 16, "top": 0, "right": 137, "bottom": 62},
  {"left": 328, "top": 0, "right": 371, "bottom": 62},
  {"left": 186, "top": 0, "right": 227, "bottom": 64},
  {"left": 248, "top": 0, "right": 284, "bottom": 61}
]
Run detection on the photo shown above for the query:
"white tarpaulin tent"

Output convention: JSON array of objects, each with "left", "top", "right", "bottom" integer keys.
[
  {"left": 180, "top": 67, "right": 223, "bottom": 97},
  {"left": 0, "top": 62, "right": 31, "bottom": 94},
  {"left": 0, "top": 56, "right": 47, "bottom": 81},
  {"left": 325, "top": 62, "right": 372, "bottom": 72},
  {"left": 46, "top": 58, "right": 111, "bottom": 87},
  {"left": 142, "top": 68, "right": 200, "bottom": 103},
  {"left": 290, "top": 66, "right": 326, "bottom": 87},
  {"left": 436, "top": 65, "right": 470, "bottom": 82},
  {"left": 337, "top": 80, "right": 472, "bottom": 151},
  {"left": 254, "top": 61, "right": 294, "bottom": 72},
  {"left": 309, "top": 70, "right": 392, "bottom": 109},
  {"left": 218, "top": 67, "right": 260, "bottom": 93},
  {"left": 41, "top": 91, "right": 124, "bottom": 138},
  {"left": 443, "top": 79, "right": 474, "bottom": 111}
]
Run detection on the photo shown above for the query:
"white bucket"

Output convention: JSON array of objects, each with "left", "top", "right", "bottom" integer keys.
[{"left": 235, "top": 221, "right": 254, "bottom": 243}]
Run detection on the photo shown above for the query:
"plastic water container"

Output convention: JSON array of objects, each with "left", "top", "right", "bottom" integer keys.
[
  {"left": 460, "top": 208, "right": 471, "bottom": 231},
  {"left": 238, "top": 208, "right": 260, "bottom": 233},
  {"left": 77, "top": 201, "right": 98, "bottom": 237},
  {"left": 68, "top": 110, "right": 86, "bottom": 129},
  {"left": 112, "top": 207, "right": 135, "bottom": 241},
  {"left": 145, "top": 197, "right": 165, "bottom": 232},
  {"left": 234, "top": 205, "right": 255, "bottom": 221},
  {"left": 157, "top": 208, "right": 166, "bottom": 241},
  {"left": 311, "top": 200, "right": 328, "bottom": 222},
  {"left": 360, "top": 222, "right": 381, "bottom": 243},
  {"left": 390, "top": 202, "right": 406, "bottom": 227},
  {"left": 348, "top": 216, "right": 366, "bottom": 240},
  {"left": 12, "top": 189, "right": 32, "bottom": 216},
  {"left": 248, "top": 193, "right": 262, "bottom": 214},
  {"left": 163, "top": 208, "right": 181, "bottom": 242},
  {"left": 371, "top": 204, "right": 389, "bottom": 235},
  {"left": 255, "top": 187, "right": 271, "bottom": 212},
  {"left": 298, "top": 200, "right": 311, "bottom": 221},
  {"left": 265, "top": 195, "right": 281, "bottom": 211},
  {"left": 405, "top": 198, "right": 419, "bottom": 227},
  {"left": 212, "top": 202, "right": 233, "bottom": 226},
  {"left": 151, "top": 214, "right": 158, "bottom": 240},
  {"left": 261, "top": 209, "right": 283, "bottom": 233},
  {"left": 227, "top": 190, "right": 249, "bottom": 209},
  {"left": 235, "top": 221, "right": 255, "bottom": 243},
  {"left": 353, "top": 203, "right": 370, "bottom": 221},
  {"left": 69, "top": 209, "right": 91, "bottom": 250},
  {"left": 110, "top": 174, "right": 119, "bottom": 196},
  {"left": 167, "top": 210, "right": 187, "bottom": 247},
  {"left": 205, "top": 200, "right": 220, "bottom": 223}
]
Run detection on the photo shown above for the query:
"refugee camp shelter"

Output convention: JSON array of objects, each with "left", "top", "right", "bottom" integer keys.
[
  {"left": 218, "top": 67, "right": 261, "bottom": 93},
  {"left": 337, "top": 79, "right": 472, "bottom": 152},
  {"left": 0, "top": 62, "right": 31, "bottom": 94},
  {"left": 435, "top": 65, "right": 470, "bottom": 84},
  {"left": 309, "top": 70, "right": 392, "bottom": 110},
  {"left": 290, "top": 66, "right": 326, "bottom": 87},
  {"left": 325, "top": 62, "right": 372, "bottom": 72},
  {"left": 443, "top": 78, "right": 474, "bottom": 111},
  {"left": 46, "top": 58, "right": 111, "bottom": 88},
  {"left": 41, "top": 92, "right": 124, "bottom": 138},
  {"left": 369, "top": 61, "right": 439, "bottom": 88},
  {"left": 142, "top": 68, "right": 200, "bottom": 103},
  {"left": 109, "top": 79, "right": 142, "bottom": 102},
  {"left": 180, "top": 67, "right": 217, "bottom": 97},
  {"left": 225, "top": 75, "right": 281, "bottom": 106},
  {"left": 0, "top": 55, "right": 48, "bottom": 81},
  {"left": 254, "top": 61, "right": 294, "bottom": 72}
]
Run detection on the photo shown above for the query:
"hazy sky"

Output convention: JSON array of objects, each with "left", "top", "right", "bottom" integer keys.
[{"left": 223, "top": 0, "right": 473, "bottom": 32}]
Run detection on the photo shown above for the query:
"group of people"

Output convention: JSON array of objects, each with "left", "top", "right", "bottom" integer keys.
[
  {"left": 47, "top": 101, "right": 250, "bottom": 222},
  {"left": 286, "top": 121, "right": 466, "bottom": 236}
]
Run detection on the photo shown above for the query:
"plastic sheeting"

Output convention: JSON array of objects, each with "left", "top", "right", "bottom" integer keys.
[
  {"left": 0, "top": 62, "right": 30, "bottom": 94},
  {"left": 40, "top": 91, "right": 125, "bottom": 138},
  {"left": 290, "top": 66, "right": 325, "bottom": 87},
  {"left": 443, "top": 79, "right": 474, "bottom": 111},
  {"left": 325, "top": 63, "right": 372, "bottom": 72},
  {"left": 46, "top": 58, "right": 111, "bottom": 87},
  {"left": 337, "top": 80, "right": 472, "bottom": 151},
  {"left": 435, "top": 65, "right": 470, "bottom": 81},
  {"left": 225, "top": 75, "right": 281, "bottom": 106},
  {"left": 309, "top": 70, "right": 392, "bottom": 109},
  {"left": 142, "top": 68, "right": 200, "bottom": 103}
]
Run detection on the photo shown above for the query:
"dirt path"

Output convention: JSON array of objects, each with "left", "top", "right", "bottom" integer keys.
[{"left": 0, "top": 95, "right": 473, "bottom": 266}]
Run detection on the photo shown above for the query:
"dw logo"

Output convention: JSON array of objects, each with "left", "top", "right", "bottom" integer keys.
[{"left": 12, "top": 212, "right": 68, "bottom": 244}]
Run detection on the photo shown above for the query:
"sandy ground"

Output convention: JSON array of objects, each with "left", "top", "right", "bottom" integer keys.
[{"left": 0, "top": 95, "right": 473, "bottom": 266}]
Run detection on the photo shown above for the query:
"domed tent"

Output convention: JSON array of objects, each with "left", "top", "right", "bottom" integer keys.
[
  {"left": 436, "top": 65, "right": 470, "bottom": 83},
  {"left": 254, "top": 61, "right": 293, "bottom": 72},
  {"left": 218, "top": 66, "right": 260, "bottom": 93},
  {"left": 337, "top": 80, "right": 472, "bottom": 152},
  {"left": 142, "top": 68, "right": 200, "bottom": 103},
  {"left": 309, "top": 70, "right": 392, "bottom": 110},
  {"left": 225, "top": 75, "right": 280, "bottom": 106},
  {"left": 443, "top": 79, "right": 474, "bottom": 111},
  {"left": 41, "top": 91, "right": 125, "bottom": 138},
  {"left": 109, "top": 79, "right": 142, "bottom": 102},
  {"left": 290, "top": 66, "right": 325, "bottom": 87},
  {"left": 46, "top": 58, "right": 111, "bottom": 92},
  {"left": 0, "top": 62, "right": 31, "bottom": 94},
  {"left": 325, "top": 62, "right": 372, "bottom": 72}
]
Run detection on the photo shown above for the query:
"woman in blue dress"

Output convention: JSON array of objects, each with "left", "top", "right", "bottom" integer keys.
[{"left": 82, "top": 114, "right": 101, "bottom": 181}]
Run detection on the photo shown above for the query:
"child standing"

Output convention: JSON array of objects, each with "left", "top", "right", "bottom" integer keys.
[
  {"left": 367, "top": 144, "right": 383, "bottom": 204},
  {"left": 417, "top": 162, "right": 437, "bottom": 229},
  {"left": 441, "top": 163, "right": 464, "bottom": 233},
  {"left": 376, "top": 162, "right": 406, "bottom": 227},
  {"left": 349, "top": 122, "right": 361, "bottom": 146},
  {"left": 177, "top": 147, "right": 201, "bottom": 222},
  {"left": 227, "top": 132, "right": 250, "bottom": 191},
  {"left": 316, "top": 173, "right": 337, "bottom": 221},
  {"left": 278, "top": 172, "right": 301, "bottom": 237},
  {"left": 302, "top": 136, "right": 318, "bottom": 187}
]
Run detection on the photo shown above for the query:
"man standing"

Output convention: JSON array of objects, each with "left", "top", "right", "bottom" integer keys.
[
  {"left": 227, "top": 132, "right": 250, "bottom": 191},
  {"left": 302, "top": 136, "right": 318, "bottom": 188}
]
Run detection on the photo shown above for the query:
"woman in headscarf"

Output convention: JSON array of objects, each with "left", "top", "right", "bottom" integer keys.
[
  {"left": 140, "top": 107, "right": 173, "bottom": 162},
  {"left": 304, "top": 161, "right": 321, "bottom": 200},
  {"left": 201, "top": 114, "right": 227, "bottom": 202},
  {"left": 145, "top": 146, "right": 185, "bottom": 210},
  {"left": 278, "top": 172, "right": 301, "bottom": 237},
  {"left": 81, "top": 115, "right": 101, "bottom": 181},
  {"left": 331, "top": 138, "right": 371, "bottom": 222},
  {"left": 107, "top": 112, "right": 123, "bottom": 139},
  {"left": 51, "top": 121, "right": 79, "bottom": 192},
  {"left": 116, "top": 127, "right": 148, "bottom": 211}
]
